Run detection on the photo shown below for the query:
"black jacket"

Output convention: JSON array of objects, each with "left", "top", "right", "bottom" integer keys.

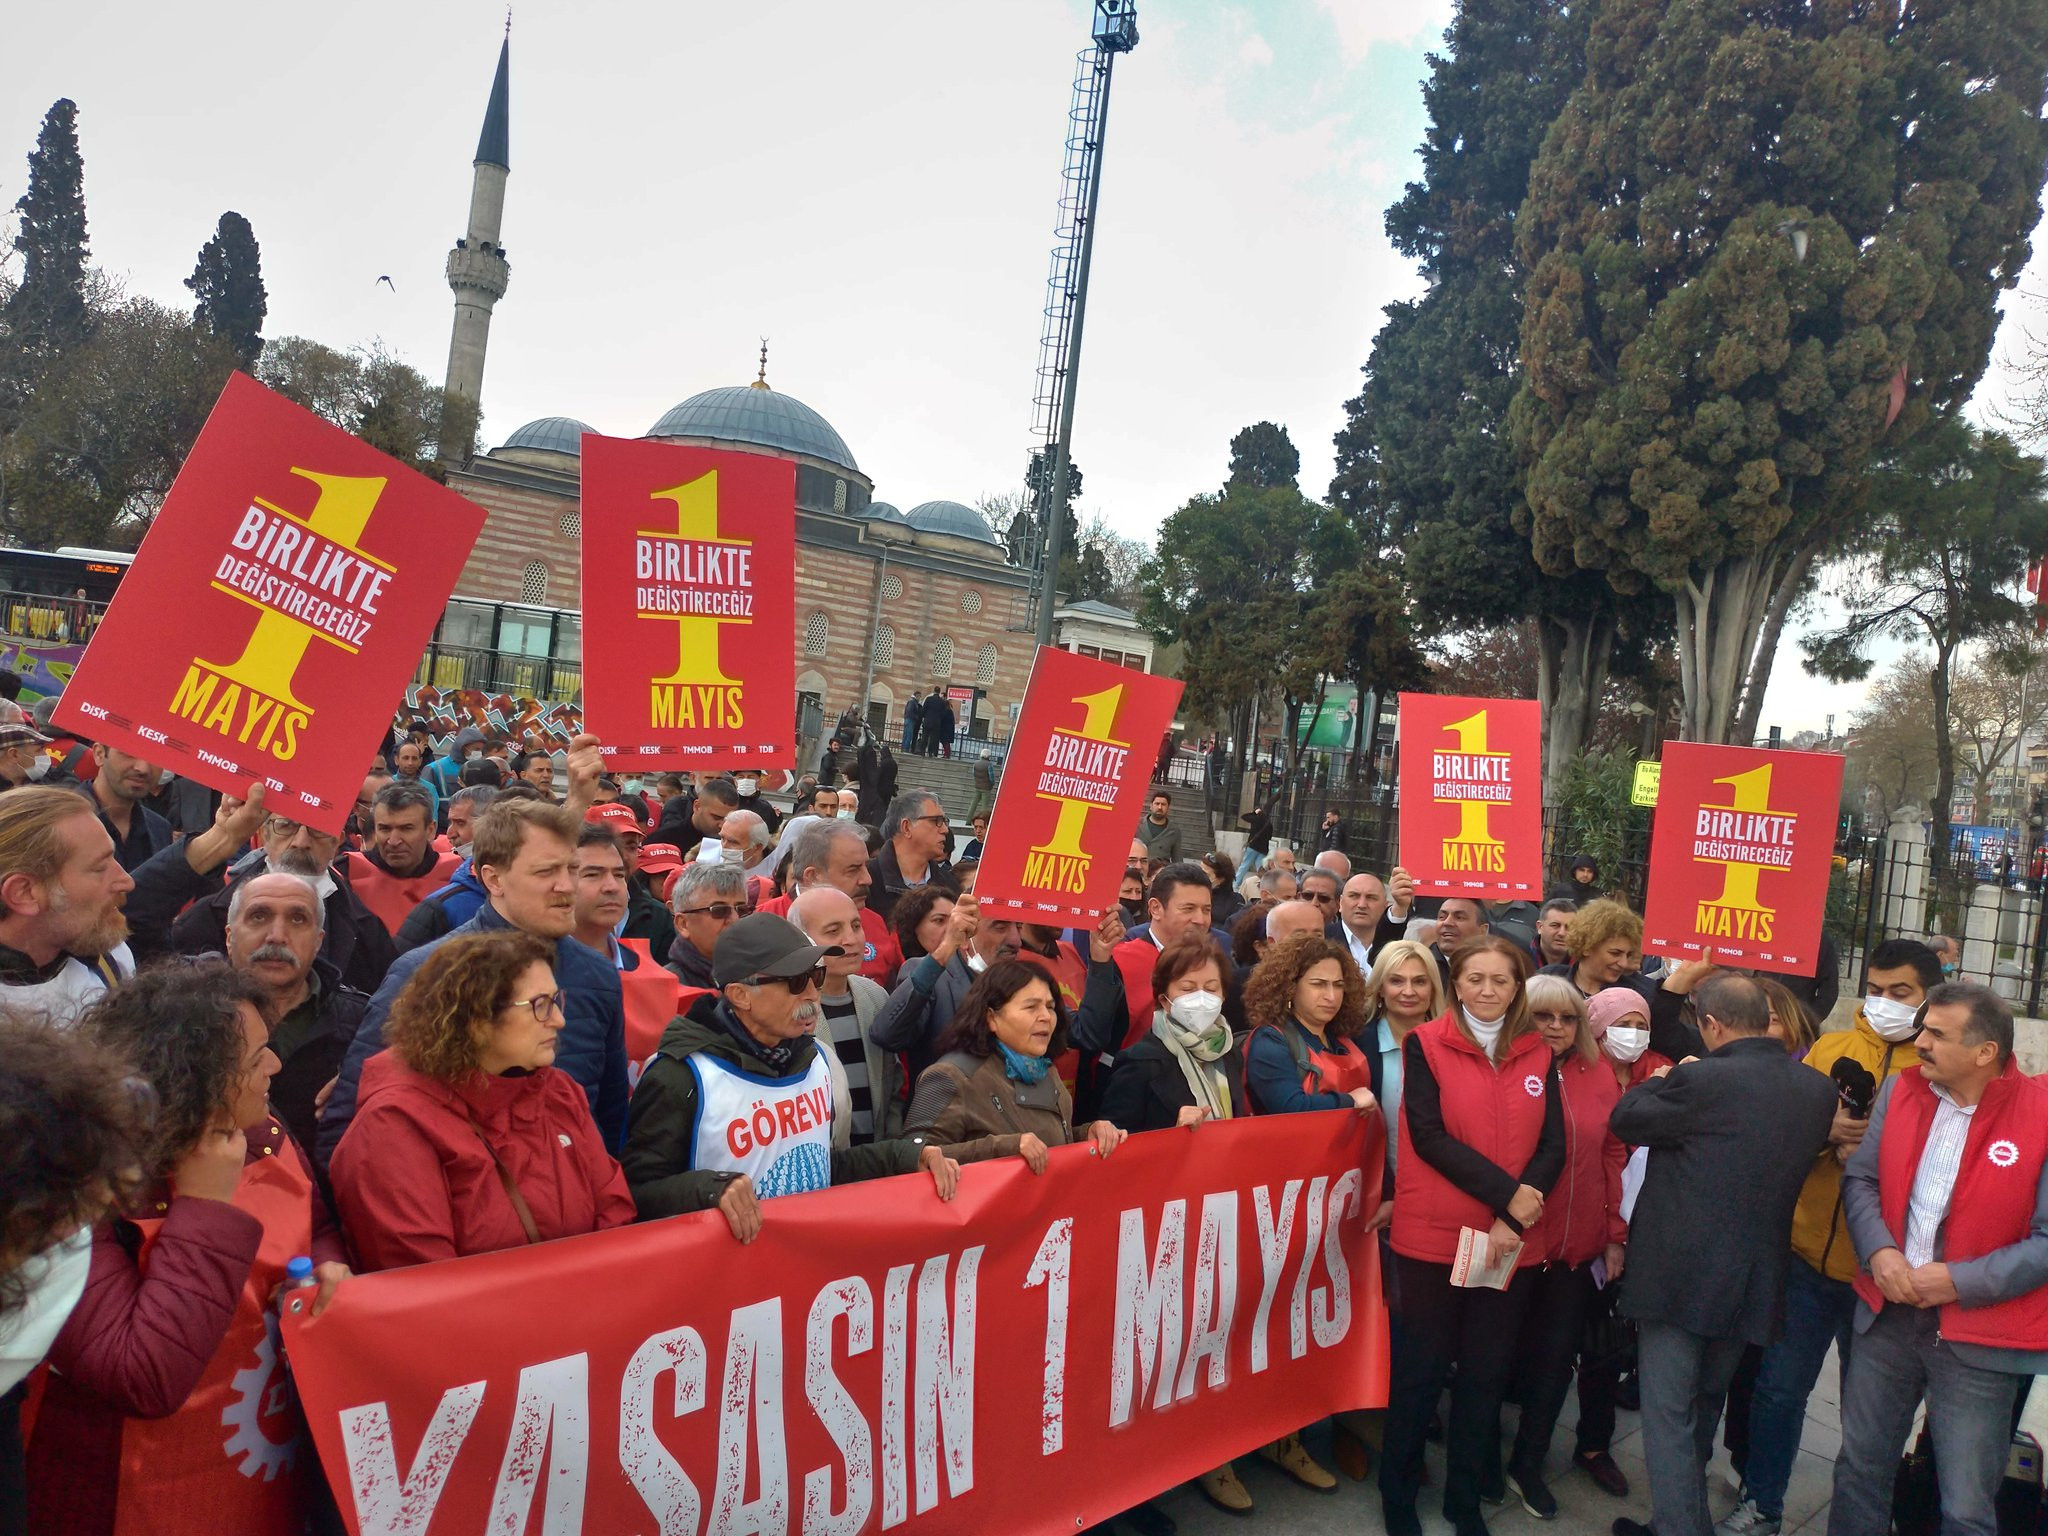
[
  {"left": 1098, "top": 1033, "right": 1250, "bottom": 1133},
  {"left": 621, "top": 993, "right": 922, "bottom": 1219},
  {"left": 666, "top": 934, "right": 716, "bottom": 990},
  {"left": 866, "top": 842, "right": 960, "bottom": 927},
  {"left": 169, "top": 852, "right": 398, "bottom": 997},
  {"left": 1611, "top": 1034, "right": 1837, "bottom": 1345},
  {"left": 265, "top": 958, "right": 370, "bottom": 1161},
  {"left": 621, "top": 882, "right": 677, "bottom": 961}
]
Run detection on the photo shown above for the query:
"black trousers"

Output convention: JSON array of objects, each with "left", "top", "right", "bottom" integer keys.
[
  {"left": 1380, "top": 1253, "right": 1535, "bottom": 1519},
  {"left": 1510, "top": 1260, "right": 1602, "bottom": 1470}
]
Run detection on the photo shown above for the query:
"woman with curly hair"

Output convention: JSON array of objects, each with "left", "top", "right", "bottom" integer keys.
[
  {"left": 0, "top": 1017, "right": 150, "bottom": 1527},
  {"left": 331, "top": 930, "right": 634, "bottom": 1270},
  {"left": 27, "top": 965, "right": 350, "bottom": 1536},
  {"left": 1381, "top": 935, "right": 1565, "bottom": 1536},
  {"left": 1240, "top": 933, "right": 1380, "bottom": 1495}
]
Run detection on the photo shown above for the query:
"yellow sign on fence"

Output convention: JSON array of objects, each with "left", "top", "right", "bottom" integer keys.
[{"left": 1631, "top": 760, "right": 1662, "bottom": 808}]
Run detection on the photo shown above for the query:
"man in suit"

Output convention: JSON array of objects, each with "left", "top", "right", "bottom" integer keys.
[{"left": 1610, "top": 973, "right": 1838, "bottom": 1536}]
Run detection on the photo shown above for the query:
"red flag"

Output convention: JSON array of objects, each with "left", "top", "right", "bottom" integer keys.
[
  {"left": 285, "top": 1114, "right": 1388, "bottom": 1536},
  {"left": 974, "top": 646, "right": 1183, "bottom": 922},
  {"left": 51, "top": 373, "right": 484, "bottom": 834},
  {"left": 1641, "top": 741, "right": 1846, "bottom": 976},
  {"left": 579, "top": 434, "right": 797, "bottom": 768},
  {"left": 1883, "top": 363, "right": 1908, "bottom": 430},
  {"left": 1396, "top": 694, "right": 1545, "bottom": 899}
]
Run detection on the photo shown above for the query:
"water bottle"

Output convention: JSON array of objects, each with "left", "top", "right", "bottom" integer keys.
[{"left": 284, "top": 1254, "right": 316, "bottom": 1316}]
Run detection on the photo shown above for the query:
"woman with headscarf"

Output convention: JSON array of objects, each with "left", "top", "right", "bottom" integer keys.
[
  {"left": 1505, "top": 975, "right": 1630, "bottom": 1511},
  {"left": 1587, "top": 984, "right": 1672, "bottom": 1096},
  {"left": 1380, "top": 935, "right": 1564, "bottom": 1536}
]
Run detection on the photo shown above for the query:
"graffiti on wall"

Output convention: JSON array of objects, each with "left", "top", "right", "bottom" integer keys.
[
  {"left": 0, "top": 641, "right": 87, "bottom": 701},
  {"left": 400, "top": 686, "right": 585, "bottom": 754}
]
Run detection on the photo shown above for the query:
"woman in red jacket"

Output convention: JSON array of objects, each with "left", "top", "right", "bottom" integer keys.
[
  {"left": 28, "top": 966, "right": 351, "bottom": 1536},
  {"left": 331, "top": 931, "right": 636, "bottom": 1270},
  {"left": 1505, "top": 974, "right": 1629, "bottom": 1513},
  {"left": 1380, "top": 935, "right": 1564, "bottom": 1536}
]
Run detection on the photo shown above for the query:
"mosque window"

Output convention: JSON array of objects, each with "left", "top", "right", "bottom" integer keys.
[
  {"left": 520, "top": 561, "right": 549, "bottom": 603},
  {"left": 558, "top": 509, "right": 580, "bottom": 538},
  {"left": 872, "top": 623, "right": 895, "bottom": 668},
  {"left": 882, "top": 574, "right": 903, "bottom": 601},
  {"left": 804, "top": 611, "right": 829, "bottom": 657},
  {"left": 960, "top": 590, "right": 983, "bottom": 615},
  {"left": 833, "top": 479, "right": 848, "bottom": 513},
  {"left": 976, "top": 643, "right": 998, "bottom": 685},
  {"left": 932, "top": 635, "right": 954, "bottom": 677}
]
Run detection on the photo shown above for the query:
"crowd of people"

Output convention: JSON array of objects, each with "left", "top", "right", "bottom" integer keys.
[{"left": 0, "top": 701, "right": 2039, "bottom": 1536}]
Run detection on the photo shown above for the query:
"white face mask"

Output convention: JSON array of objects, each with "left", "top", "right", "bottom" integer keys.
[
  {"left": 22, "top": 752, "right": 49, "bottom": 782},
  {"left": 621, "top": 777, "right": 643, "bottom": 795},
  {"left": 965, "top": 951, "right": 989, "bottom": 974},
  {"left": 1604, "top": 1025, "right": 1650, "bottom": 1064},
  {"left": 1863, "top": 993, "right": 1922, "bottom": 1042},
  {"left": 1168, "top": 989, "right": 1225, "bottom": 1032},
  {"left": 836, "top": 808, "right": 857, "bottom": 821},
  {"left": 734, "top": 777, "right": 759, "bottom": 797}
]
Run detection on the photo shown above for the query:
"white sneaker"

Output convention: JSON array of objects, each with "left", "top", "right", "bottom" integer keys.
[{"left": 1716, "top": 1499, "right": 1780, "bottom": 1536}]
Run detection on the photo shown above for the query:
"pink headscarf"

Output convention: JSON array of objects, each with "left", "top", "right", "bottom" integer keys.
[{"left": 1586, "top": 986, "right": 1650, "bottom": 1040}]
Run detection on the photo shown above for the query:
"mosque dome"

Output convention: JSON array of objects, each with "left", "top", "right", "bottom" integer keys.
[
  {"left": 866, "top": 501, "right": 908, "bottom": 523},
  {"left": 497, "top": 416, "right": 593, "bottom": 457},
  {"left": 647, "top": 384, "right": 859, "bottom": 474},
  {"left": 905, "top": 500, "right": 1001, "bottom": 546}
]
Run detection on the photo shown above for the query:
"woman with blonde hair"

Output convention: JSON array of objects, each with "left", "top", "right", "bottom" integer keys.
[
  {"left": 1381, "top": 935, "right": 1563, "bottom": 1536},
  {"left": 331, "top": 930, "right": 635, "bottom": 1270},
  {"left": 1506, "top": 975, "right": 1631, "bottom": 1511}
]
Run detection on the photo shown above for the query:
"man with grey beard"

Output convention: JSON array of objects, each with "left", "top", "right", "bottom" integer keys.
[
  {"left": 222, "top": 870, "right": 370, "bottom": 1156},
  {"left": 623, "top": 912, "right": 957, "bottom": 1243}
]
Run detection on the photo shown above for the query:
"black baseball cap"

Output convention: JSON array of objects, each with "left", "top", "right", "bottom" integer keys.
[{"left": 712, "top": 912, "right": 842, "bottom": 988}]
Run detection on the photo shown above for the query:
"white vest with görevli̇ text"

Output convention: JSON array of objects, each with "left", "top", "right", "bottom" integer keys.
[{"left": 685, "top": 1050, "right": 834, "bottom": 1199}]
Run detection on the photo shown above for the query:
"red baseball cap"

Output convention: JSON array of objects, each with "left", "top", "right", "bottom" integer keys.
[
  {"left": 635, "top": 842, "right": 685, "bottom": 875},
  {"left": 584, "top": 801, "right": 645, "bottom": 840}
]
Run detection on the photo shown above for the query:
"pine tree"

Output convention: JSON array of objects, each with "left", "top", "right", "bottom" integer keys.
[
  {"left": 1225, "top": 421, "right": 1299, "bottom": 490},
  {"left": 1513, "top": 0, "right": 2048, "bottom": 742},
  {"left": 1, "top": 99, "right": 92, "bottom": 428},
  {"left": 186, "top": 211, "right": 267, "bottom": 368}
]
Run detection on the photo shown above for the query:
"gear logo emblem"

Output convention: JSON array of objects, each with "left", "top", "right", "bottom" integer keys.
[
  {"left": 1523, "top": 1075, "right": 1543, "bottom": 1098},
  {"left": 1989, "top": 1139, "right": 2020, "bottom": 1169},
  {"left": 220, "top": 1306, "right": 304, "bottom": 1481}
]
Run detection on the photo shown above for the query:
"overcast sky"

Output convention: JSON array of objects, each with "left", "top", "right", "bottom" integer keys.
[{"left": 8, "top": 0, "right": 2044, "bottom": 738}]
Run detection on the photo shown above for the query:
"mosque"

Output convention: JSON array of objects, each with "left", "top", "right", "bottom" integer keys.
[{"left": 424, "top": 37, "right": 1153, "bottom": 751}]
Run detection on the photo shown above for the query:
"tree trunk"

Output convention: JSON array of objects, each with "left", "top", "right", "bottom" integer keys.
[
  {"left": 1677, "top": 549, "right": 1783, "bottom": 743},
  {"left": 1731, "top": 547, "right": 1818, "bottom": 747},
  {"left": 1534, "top": 610, "right": 1617, "bottom": 810},
  {"left": 1928, "top": 638, "right": 1959, "bottom": 925}
]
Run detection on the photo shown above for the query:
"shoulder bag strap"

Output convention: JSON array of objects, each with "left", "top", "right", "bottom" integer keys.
[{"left": 462, "top": 1104, "right": 541, "bottom": 1245}]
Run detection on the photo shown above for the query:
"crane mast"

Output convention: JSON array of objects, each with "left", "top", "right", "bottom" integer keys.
[{"left": 1024, "top": 0, "right": 1138, "bottom": 647}]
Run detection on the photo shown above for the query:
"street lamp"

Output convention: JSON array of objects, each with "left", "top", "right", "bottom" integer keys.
[{"left": 1776, "top": 219, "right": 1809, "bottom": 263}]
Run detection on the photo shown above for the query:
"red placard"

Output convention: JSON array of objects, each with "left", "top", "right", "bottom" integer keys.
[
  {"left": 1396, "top": 693, "right": 1544, "bottom": 898},
  {"left": 1642, "top": 742, "right": 1845, "bottom": 975},
  {"left": 975, "top": 646, "right": 1183, "bottom": 921},
  {"left": 579, "top": 434, "right": 796, "bottom": 768},
  {"left": 285, "top": 1113, "right": 1386, "bottom": 1536},
  {"left": 50, "top": 373, "right": 483, "bottom": 834}
]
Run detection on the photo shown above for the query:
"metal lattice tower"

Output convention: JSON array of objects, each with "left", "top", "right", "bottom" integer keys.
[{"left": 1020, "top": 0, "right": 1138, "bottom": 644}]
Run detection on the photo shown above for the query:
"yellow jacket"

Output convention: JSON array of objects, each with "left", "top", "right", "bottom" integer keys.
[{"left": 1788, "top": 1012, "right": 1921, "bottom": 1282}]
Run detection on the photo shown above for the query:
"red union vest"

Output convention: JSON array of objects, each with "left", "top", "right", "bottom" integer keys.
[
  {"left": 1392, "top": 1012, "right": 1553, "bottom": 1268},
  {"left": 1242, "top": 1020, "right": 1374, "bottom": 1116},
  {"left": 1852, "top": 1062, "right": 2048, "bottom": 1349},
  {"left": 617, "top": 937, "right": 689, "bottom": 1069},
  {"left": 1112, "top": 939, "right": 1159, "bottom": 1050},
  {"left": 112, "top": 1127, "right": 316, "bottom": 1536},
  {"left": 1019, "top": 941, "right": 1088, "bottom": 1091},
  {"left": 343, "top": 849, "right": 460, "bottom": 938}
]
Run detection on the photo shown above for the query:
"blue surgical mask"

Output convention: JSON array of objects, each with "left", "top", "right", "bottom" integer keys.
[{"left": 997, "top": 1040, "right": 1052, "bottom": 1084}]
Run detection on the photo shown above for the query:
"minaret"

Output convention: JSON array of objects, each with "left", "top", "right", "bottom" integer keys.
[{"left": 440, "top": 31, "right": 511, "bottom": 463}]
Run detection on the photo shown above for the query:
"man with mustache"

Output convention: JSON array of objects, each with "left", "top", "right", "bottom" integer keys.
[
  {"left": 623, "top": 913, "right": 957, "bottom": 1243},
  {"left": 317, "top": 792, "right": 631, "bottom": 1169},
  {"left": 223, "top": 870, "right": 369, "bottom": 1157},
  {"left": 169, "top": 808, "right": 398, "bottom": 994}
]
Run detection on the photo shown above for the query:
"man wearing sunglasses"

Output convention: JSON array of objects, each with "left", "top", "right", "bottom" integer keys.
[
  {"left": 624, "top": 912, "right": 959, "bottom": 1243},
  {"left": 867, "top": 789, "right": 959, "bottom": 926},
  {"left": 666, "top": 860, "right": 747, "bottom": 991}
]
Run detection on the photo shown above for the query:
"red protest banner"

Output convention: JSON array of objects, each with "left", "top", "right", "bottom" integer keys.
[
  {"left": 285, "top": 1113, "right": 1386, "bottom": 1536},
  {"left": 50, "top": 373, "right": 483, "bottom": 834},
  {"left": 579, "top": 434, "right": 797, "bottom": 768},
  {"left": 974, "top": 646, "right": 1183, "bottom": 921},
  {"left": 1396, "top": 693, "right": 1544, "bottom": 898},
  {"left": 1642, "top": 741, "right": 1846, "bottom": 975}
]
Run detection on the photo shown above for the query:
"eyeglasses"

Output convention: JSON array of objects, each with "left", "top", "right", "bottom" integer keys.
[
  {"left": 745, "top": 965, "right": 828, "bottom": 994},
  {"left": 1530, "top": 1010, "right": 1574, "bottom": 1025},
  {"left": 910, "top": 814, "right": 949, "bottom": 828},
  {"left": 505, "top": 990, "right": 565, "bottom": 1022},
  {"left": 678, "top": 902, "right": 741, "bottom": 921}
]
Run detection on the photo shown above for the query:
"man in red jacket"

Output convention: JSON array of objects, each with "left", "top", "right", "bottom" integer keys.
[{"left": 1829, "top": 982, "right": 2048, "bottom": 1536}]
